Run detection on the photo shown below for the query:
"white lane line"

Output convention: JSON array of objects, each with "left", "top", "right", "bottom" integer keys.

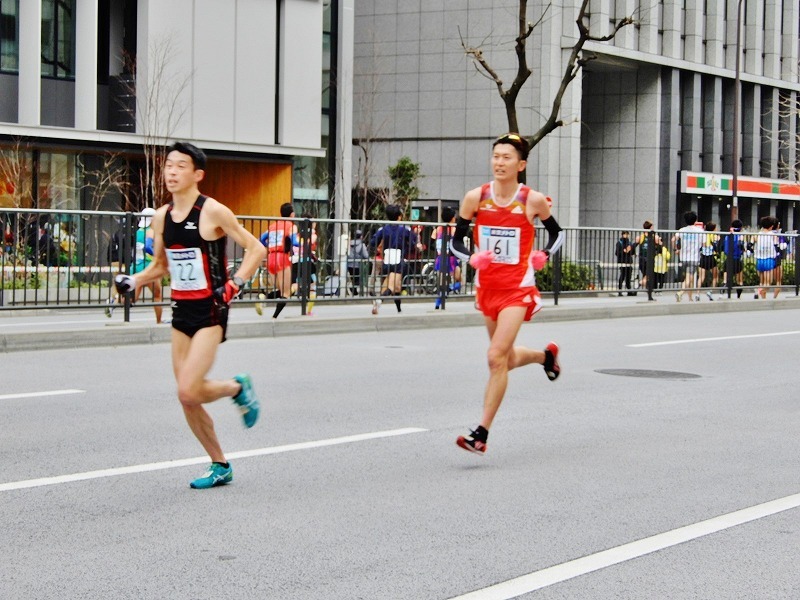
[
  {"left": 449, "top": 492, "right": 800, "bottom": 600},
  {"left": 628, "top": 330, "right": 800, "bottom": 347},
  {"left": 0, "top": 389, "right": 85, "bottom": 401},
  {"left": 0, "top": 427, "right": 427, "bottom": 493}
]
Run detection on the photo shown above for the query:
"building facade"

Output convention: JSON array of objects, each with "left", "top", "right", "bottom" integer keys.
[
  {"left": 352, "top": 1, "right": 800, "bottom": 231},
  {"left": 0, "top": 0, "right": 343, "bottom": 219}
]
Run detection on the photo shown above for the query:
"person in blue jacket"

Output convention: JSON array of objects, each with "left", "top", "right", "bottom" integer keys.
[{"left": 369, "top": 204, "right": 422, "bottom": 314}]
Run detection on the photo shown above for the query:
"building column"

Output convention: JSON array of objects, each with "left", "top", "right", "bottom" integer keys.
[
  {"left": 702, "top": 77, "right": 723, "bottom": 175},
  {"left": 760, "top": 87, "right": 779, "bottom": 178},
  {"left": 681, "top": 72, "right": 702, "bottom": 171},
  {"left": 661, "top": 1, "right": 682, "bottom": 60},
  {"left": 744, "top": 0, "right": 764, "bottom": 76},
  {"left": 334, "top": 0, "right": 354, "bottom": 224},
  {"left": 683, "top": 0, "right": 703, "bottom": 63},
  {"left": 741, "top": 83, "right": 761, "bottom": 176},
  {"left": 75, "top": 0, "right": 99, "bottom": 130},
  {"left": 724, "top": 0, "right": 738, "bottom": 70},
  {"left": 704, "top": 0, "right": 725, "bottom": 68},
  {"left": 589, "top": 0, "right": 611, "bottom": 38},
  {"left": 660, "top": 68, "right": 681, "bottom": 227},
  {"left": 762, "top": 0, "right": 781, "bottom": 79},
  {"left": 637, "top": 0, "right": 658, "bottom": 54},
  {"left": 614, "top": 0, "right": 635, "bottom": 49},
  {"left": 18, "top": 0, "right": 41, "bottom": 125},
  {"left": 782, "top": 0, "right": 799, "bottom": 82}
]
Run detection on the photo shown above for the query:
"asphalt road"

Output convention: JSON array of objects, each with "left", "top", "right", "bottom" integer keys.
[{"left": 1, "top": 309, "right": 799, "bottom": 599}]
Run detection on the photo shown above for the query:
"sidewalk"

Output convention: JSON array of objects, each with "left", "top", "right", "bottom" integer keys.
[{"left": 0, "top": 290, "right": 797, "bottom": 353}]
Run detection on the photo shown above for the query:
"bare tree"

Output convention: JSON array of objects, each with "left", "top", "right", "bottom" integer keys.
[
  {"left": 777, "top": 91, "right": 800, "bottom": 181},
  {"left": 353, "top": 29, "right": 391, "bottom": 220},
  {"left": 82, "top": 153, "right": 130, "bottom": 211},
  {"left": 461, "top": 0, "right": 635, "bottom": 149},
  {"left": 119, "top": 34, "right": 192, "bottom": 208}
]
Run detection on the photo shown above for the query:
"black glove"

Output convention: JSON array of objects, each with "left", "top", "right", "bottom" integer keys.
[
  {"left": 214, "top": 279, "right": 241, "bottom": 306},
  {"left": 114, "top": 274, "right": 136, "bottom": 294}
]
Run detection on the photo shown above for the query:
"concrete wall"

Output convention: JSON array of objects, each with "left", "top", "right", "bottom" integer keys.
[
  {"left": 580, "top": 65, "right": 662, "bottom": 229},
  {"left": 135, "top": 0, "right": 321, "bottom": 149}
]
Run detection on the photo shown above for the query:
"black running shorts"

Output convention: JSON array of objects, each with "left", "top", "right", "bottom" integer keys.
[{"left": 171, "top": 298, "right": 229, "bottom": 342}]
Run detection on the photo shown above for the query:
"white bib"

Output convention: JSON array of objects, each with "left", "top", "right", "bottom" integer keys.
[
  {"left": 478, "top": 225, "right": 520, "bottom": 265},
  {"left": 383, "top": 248, "right": 402, "bottom": 265},
  {"left": 166, "top": 248, "right": 209, "bottom": 291}
]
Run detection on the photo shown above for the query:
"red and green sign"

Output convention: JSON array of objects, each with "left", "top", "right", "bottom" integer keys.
[{"left": 681, "top": 171, "right": 800, "bottom": 200}]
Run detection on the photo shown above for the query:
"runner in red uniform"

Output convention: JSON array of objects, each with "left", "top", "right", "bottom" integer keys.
[
  {"left": 450, "top": 133, "right": 565, "bottom": 455},
  {"left": 256, "top": 203, "right": 297, "bottom": 318}
]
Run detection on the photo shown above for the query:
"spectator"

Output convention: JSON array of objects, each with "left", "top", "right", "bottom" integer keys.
[
  {"left": 699, "top": 221, "right": 720, "bottom": 301},
  {"left": 294, "top": 213, "right": 318, "bottom": 315},
  {"left": 105, "top": 219, "right": 136, "bottom": 318},
  {"left": 35, "top": 223, "right": 60, "bottom": 267},
  {"left": 369, "top": 204, "right": 422, "bottom": 314},
  {"left": 722, "top": 219, "right": 746, "bottom": 299},
  {"left": 130, "top": 207, "right": 164, "bottom": 323},
  {"left": 432, "top": 206, "right": 463, "bottom": 308},
  {"left": 652, "top": 234, "right": 670, "bottom": 292},
  {"left": 634, "top": 220, "right": 654, "bottom": 289},
  {"left": 753, "top": 216, "right": 777, "bottom": 299},
  {"left": 773, "top": 221, "right": 789, "bottom": 299},
  {"left": 672, "top": 211, "right": 704, "bottom": 302},
  {"left": 347, "top": 229, "right": 369, "bottom": 296},
  {"left": 615, "top": 230, "right": 634, "bottom": 296}
]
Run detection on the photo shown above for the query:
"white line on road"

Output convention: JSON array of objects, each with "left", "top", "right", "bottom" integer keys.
[
  {"left": 449, "top": 492, "right": 800, "bottom": 600},
  {"left": 628, "top": 330, "right": 800, "bottom": 347},
  {"left": 0, "top": 389, "right": 85, "bottom": 401},
  {"left": 0, "top": 427, "right": 427, "bottom": 493}
]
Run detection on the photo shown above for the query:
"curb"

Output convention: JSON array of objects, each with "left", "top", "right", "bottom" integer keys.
[{"left": 2, "top": 296, "right": 797, "bottom": 353}]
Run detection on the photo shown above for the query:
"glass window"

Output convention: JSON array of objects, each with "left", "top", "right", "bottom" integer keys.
[
  {"left": 41, "top": 0, "right": 75, "bottom": 79},
  {"left": 38, "top": 152, "right": 80, "bottom": 210},
  {"left": 0, "top": 0, "right": 18, "bottom": 73}
]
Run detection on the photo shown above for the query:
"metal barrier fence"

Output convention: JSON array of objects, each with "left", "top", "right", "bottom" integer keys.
[{"left": 1, "top": 208, "right": 798, "bottom": 314}]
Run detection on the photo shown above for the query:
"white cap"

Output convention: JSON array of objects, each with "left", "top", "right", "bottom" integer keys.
[{"left": 138, "top": 207, "right": 156, "bottom": 228}]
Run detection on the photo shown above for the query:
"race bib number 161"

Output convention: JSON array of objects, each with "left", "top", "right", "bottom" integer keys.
[{"left": 479, "top": 226, "right": 520, "bottom": 265}]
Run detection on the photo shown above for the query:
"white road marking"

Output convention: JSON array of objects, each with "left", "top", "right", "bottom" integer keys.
[
  {"left": 0, "top": 389, "right": 85, "bottom": 401},
  {"left": 0, "top": 427, "right": 427, "bottom": 493},
  {"left": 628, "top": 330, "right": 800, "bottom": 347},
  {"left": 449, "top": 492, "right": 800, "bottom": 600}
]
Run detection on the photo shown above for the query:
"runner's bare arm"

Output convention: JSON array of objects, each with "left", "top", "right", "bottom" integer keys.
[{"left": 205, "top": 198, "right": 266, "bottom": 283}]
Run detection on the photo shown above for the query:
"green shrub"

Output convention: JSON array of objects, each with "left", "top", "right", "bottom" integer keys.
[{"left": 536, "top": 260, "right": 595, "bottom": 292}]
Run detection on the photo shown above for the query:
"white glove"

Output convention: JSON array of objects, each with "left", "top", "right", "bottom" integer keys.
[{"left": 114, "top": 274, "right": 137, "bottom": 294}]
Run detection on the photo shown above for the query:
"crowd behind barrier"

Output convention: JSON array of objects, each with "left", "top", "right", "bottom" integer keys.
[{"left": 1, "top": 207, "right": 798, "bottom": 315}]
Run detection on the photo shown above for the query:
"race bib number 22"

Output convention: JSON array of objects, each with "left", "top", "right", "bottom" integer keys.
[{"left": 166, "top": 248, "right": 209, "bottom": 291}]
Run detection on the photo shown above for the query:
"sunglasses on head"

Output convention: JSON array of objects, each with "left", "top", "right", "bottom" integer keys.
[
  {"left": 495, "top": 133, "right": 522, "bottom": 144},
  {"left": 493, "top": 133, "right": 529, "bottom": 158}
]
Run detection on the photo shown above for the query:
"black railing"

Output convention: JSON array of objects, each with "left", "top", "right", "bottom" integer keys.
[{"left": 1, "top": 208, "right": 797, "bottom": 314}]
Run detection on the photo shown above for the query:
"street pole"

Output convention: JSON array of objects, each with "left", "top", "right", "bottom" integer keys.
[{"left": 731, "top": 0, "right": 743, "bottom": 223}]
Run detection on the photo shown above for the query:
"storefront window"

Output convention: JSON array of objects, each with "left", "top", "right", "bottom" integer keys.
[{"left": 38, "top": 152, "right": 80, "bottom": 210}]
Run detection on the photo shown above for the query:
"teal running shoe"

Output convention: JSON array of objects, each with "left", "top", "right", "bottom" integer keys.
[
  {"left": 190, "top": 462, "right": 233, "bottom": 489},
  {"left": 232, "top": 373, "right": 260, "bottom": 428}
]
